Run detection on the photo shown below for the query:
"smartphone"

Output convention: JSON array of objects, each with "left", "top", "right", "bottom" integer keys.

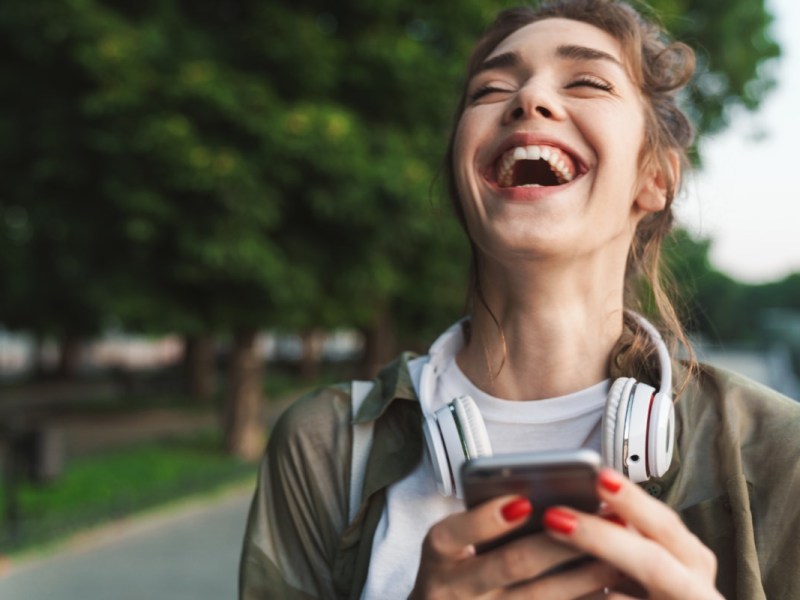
[{"left": 460, "top": 448, "right": 602, "bottom": 553}]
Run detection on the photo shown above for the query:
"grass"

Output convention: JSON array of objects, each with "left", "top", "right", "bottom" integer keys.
[
  {"left": 0, "top": 430, "right": 257, "bottom": 555},
  {"left": 0, "top": 362, "right": 356, "bottom": 556}
]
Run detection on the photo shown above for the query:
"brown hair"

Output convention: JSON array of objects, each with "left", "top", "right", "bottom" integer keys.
[{"left": 444, "top": 0, "right": 697, "bottom": 392}]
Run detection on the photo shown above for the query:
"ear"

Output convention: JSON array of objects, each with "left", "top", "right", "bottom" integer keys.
[{"left": 635, "top": 150, "right": 680, "bottom": 215}]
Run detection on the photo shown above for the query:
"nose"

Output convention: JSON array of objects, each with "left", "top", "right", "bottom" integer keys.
[{"left": 502, "top": 81, "right": 565, "bottom": 124}]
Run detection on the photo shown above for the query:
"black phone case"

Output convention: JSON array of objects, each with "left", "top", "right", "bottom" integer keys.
[{"left": 461, "top": 454, "right": 600, "bottom": 553}]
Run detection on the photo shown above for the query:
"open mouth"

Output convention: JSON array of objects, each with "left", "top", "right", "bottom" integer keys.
[{"left": 495, "top": 144, "right": 579, "bottom": 188}]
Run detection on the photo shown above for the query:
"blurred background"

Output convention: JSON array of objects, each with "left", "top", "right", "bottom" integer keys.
[{"left": 0, "top": 0, "right": 798, "bottom": 597}]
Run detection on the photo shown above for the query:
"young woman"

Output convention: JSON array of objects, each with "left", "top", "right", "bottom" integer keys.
[{"left": 240, "top": 1, "right": 800, "bottom": 598}]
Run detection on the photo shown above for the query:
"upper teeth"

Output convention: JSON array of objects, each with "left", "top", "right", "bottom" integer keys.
[{"left": 496, "top": 144, "right": 576, "bottom": 187}]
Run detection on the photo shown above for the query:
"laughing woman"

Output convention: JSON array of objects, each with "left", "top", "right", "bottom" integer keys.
[{"left": 240, "top": 1, "right": 800, "bottom": 598}]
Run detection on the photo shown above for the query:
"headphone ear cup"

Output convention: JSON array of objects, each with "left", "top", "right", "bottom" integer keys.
[
  {"left": 624, "top": 382, "right": 656, "bottom": 483},
  {"left": 602, "top": 378, "right": 635, "bottom": 471},
  {"left": 648, "top": 391, "right": 675, "bottom": 478},
  {"left": 422, "top": 413, "right": 454, "bottom": 497},
  {"left": 452, "top": 395, "right": 492, "bottom": 459},
  {"left": 432, "top": 395, "right": 491, "bottom": 498}
]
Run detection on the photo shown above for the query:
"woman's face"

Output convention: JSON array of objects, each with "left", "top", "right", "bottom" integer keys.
[{"left": 453, "top": 18, "right": 664, "bottom": 269}]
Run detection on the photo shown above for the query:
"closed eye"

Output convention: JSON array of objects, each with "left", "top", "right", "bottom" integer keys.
[
  {"left": 566, "top": 76, "right": 614, "bottom": 92},
  {"left": 469, "top": 85, "right": 513, "bottom": 102}
]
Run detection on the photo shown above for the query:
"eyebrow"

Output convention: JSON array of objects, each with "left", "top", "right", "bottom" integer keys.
[
  {"left": 556, "top": 44, "right": 624, "bottom": 68},
  {"left": 475, "top": 51, "right": 521, "bottom": 76},
  {"left": 474, "top": 44, "right": 624, "bottom": 77}
]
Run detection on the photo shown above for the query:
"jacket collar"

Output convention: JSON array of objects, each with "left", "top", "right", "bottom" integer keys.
[{"left": 352, "top": 352, "right": 420, "bottom": 425}]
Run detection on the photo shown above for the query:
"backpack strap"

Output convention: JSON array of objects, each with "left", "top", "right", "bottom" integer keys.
[{"left": 349, "top": 380, "right": 375, "bottom": 524}]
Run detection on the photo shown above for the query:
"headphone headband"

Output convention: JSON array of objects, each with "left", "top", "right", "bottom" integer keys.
[{"left": 628, "top": 311, "right": 672, "bottom": 398}]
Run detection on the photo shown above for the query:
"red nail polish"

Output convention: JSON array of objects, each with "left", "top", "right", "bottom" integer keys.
[
  {"left": 599, "top": 469, "right": 623, "bottom": 493},
  {"left": 543, "top": 508, "right": 577, "bottom": 535},
  {"left": 501, "top": 497, "right": 532, "bottom": 522}
]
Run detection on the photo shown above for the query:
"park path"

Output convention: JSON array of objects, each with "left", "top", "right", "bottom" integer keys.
[
  {"left": 0, "top": 482, "right": 254, "bottom": 599},
  {"left": 0, "top": 381, "right": 305, "bottom": 599}
]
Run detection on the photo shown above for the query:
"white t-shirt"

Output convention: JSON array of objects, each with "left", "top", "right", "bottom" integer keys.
[{"left": 361, "top": 356, "right": 609, "bottom": 599}]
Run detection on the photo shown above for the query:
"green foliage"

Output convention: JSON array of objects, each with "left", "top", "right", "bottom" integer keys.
[
  {"left": 670, "top": 0, "right": 779, "bottom": 135},
  {"left": 664, "top": 229, "right": 800, "bottom": 344},
  {"left": 0, "top": 0, "right": 783, "bottom": 348}
]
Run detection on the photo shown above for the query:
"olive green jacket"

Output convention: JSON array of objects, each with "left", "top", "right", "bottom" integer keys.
[{"left": 239, "top": 353, "right": 800, "bottom": 599}]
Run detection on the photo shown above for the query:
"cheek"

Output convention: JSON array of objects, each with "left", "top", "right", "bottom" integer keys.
[
  {"left": 452, "top": 117, "right": 479, "bottom": 196},
  {"left": 590, "top": 107, "right": 646, "bottom": 173},
  {"left": 453, "top": 115, "right": 474, "bottom": 163},
  {"left": 613, "top": 114, "right": 645, "bottom": 156}
]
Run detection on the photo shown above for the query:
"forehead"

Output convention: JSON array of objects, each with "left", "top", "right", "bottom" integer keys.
[{"left": 486, "top": 17, "right": 624, "bottom": 64}]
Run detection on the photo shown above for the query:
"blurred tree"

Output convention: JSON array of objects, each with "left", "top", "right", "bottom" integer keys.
[
  {"left": 663, "top": 229, "right": 753, "bottom": 342},
  {"left": 0, "top": 0, "right": 783, "bottom": 457},
  {"left": 0, "top": 2, "right": 123, "bottom": 376},
  {"left": 0, "top": 0, "right": 290, "bottom": 458},
  {"left": 76, "top": 0, "right": 293, "bottom": 458},
  {"left": 665, "top": 230, "right": 800, "bottom": 350},
  {"left": 653, "top": 0, "right": 780, "bottom": 137}
]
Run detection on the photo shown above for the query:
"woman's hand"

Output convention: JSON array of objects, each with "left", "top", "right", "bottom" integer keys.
[
  {"left": 542, "top": 468, "right": 723, "bottom": 600},
  {"left": 409, "top": 495, "right": 621, "bottom": 599}
]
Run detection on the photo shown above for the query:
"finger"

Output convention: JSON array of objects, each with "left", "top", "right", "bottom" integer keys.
[
  {"left": 422, "top": 495, "right": 532, "bottom": 559},
  {"left": 455, "top": 532, "right": 583, "bottom": 595},
  {"left": 503, "top": 558, "right": 621, "bottom": 600},
  {"left": 596, "top": 469, "right": 717, "bottom": 575},
  {"left": 542, "top": 507, "right": 714, "bottom": 599},
  {"left": 615, "top": 575, "right": 648, "bottom": 597}
]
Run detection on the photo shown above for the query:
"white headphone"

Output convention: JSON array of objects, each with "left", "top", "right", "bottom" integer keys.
[{"left": 411, "top": 313, "right": 674, "bottom": 498}]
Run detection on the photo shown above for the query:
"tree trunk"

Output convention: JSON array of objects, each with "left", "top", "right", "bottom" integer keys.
[
  {"left": 56, "top": 335, "right": 81, "bottom": 379},
  {"left": 31, "top": 334, "right": 47, "bottom": 379},
  {"left": 223, "top": 329, "right": 265, "bottom": 461},
  {"left": 298, "top": 328, "right": 325, "bottom": 382},
  {"left": 359, "top": 305, "right": 396, "bottom": 379},
  {"left": 183, "top": 334, "right": 217, "bottom": 404}
]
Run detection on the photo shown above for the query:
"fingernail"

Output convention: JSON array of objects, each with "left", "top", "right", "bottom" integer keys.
[
  {"left": 599, "top": 469, "right": 623, "bottom": 493},
  {"left": 501, "top": 497, "right": 532, "bottom": 522},
  {"left": 543, "top": 507, "right": 577, "bottom": 535}
]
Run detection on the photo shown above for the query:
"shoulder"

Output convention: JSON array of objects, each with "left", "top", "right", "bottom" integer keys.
[
  {"left": 681, "top": 365, "right": 800, "bottom": 596},
  {"left": 687, "top": 361, "right": 800, "bottom": 426},
  {"left": 243, "top": 384, "right": 357, "bottom": 597},
  {"left": 260, "top": 383, "right": 357, "bottom": 547},
  {"left": 678, "top": 361, "right": 800, "bottom": 474},
  {"left": 267, "top": 349, "right": 420, "bottom": 465},
  {"left": 268, "top": 383, "right": 353, "bottom": 464}
]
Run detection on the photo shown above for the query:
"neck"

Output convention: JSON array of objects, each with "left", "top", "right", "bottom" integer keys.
[{"left": 456, "top": 257, "right": 626, "bottom": 400}]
